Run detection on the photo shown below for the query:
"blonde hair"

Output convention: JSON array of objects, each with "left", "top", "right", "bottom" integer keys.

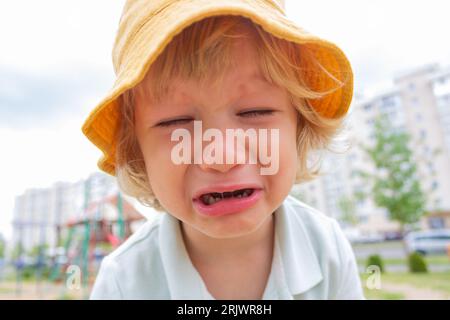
[{"left": 116, "top": 16, "right": 349, "bottom": 210}]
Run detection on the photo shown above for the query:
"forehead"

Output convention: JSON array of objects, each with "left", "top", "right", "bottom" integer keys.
[
  {"left": 140, "top": 39, "right": 273, "bottom": 105},
  {"left": 164, "top": 72, "right": 273, "bottom": 106},
  {"left": 135, "top": 30, "right": 288, "bottom": 110}
]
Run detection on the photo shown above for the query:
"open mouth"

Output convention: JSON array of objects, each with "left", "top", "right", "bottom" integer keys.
[{"left": 198, "top": 188, "right": 255, "bottom": 206}]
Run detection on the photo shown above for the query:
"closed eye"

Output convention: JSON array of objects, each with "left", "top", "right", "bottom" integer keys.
[
  {"left": 238, "top": 109, "right": 276, "bottom": 118},
  {"left": 155, "top": 118, "right": 193, "bottom": 127}
]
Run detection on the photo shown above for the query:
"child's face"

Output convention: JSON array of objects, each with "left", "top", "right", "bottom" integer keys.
[{"left": 134, "top": 39, "right": 299, "bottom": 238}]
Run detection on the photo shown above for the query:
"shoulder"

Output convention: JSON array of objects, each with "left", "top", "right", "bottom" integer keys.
[
  {"left": 108, "top": 215, "right": 161, "bottom": 261},
  {"left": 280, "top": 195, "right": 345, "bottom": 261},
  {"left": 282, "top": 195, "right": 364, "bottom": 299},
  {"left": 90, "top": 215, "right": 170, "bottom": 299},
  {"left": 282, "top": 195, "right": 340, "bottom": 245}
]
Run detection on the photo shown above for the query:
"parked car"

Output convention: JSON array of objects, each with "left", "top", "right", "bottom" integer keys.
[
  {"left": 384, "top": 231, "right": 403, "bottom": 241},
  {"left": 404, "top": 229, "right": 450, "bottom": 255},
  {"left": 343, "top": 227, "right": 384, "bottom": 244}
]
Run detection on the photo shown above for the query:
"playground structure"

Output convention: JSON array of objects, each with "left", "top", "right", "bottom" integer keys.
[
  {"left": 12, "top": 178, "right": 144, "bottom": 299},
  {"left": 50, "top": 192, "right": 144, "bottom": 284}
]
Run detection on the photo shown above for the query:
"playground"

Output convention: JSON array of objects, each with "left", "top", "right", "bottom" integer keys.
[{"left": 0, "top": 179, "right": 144, "bottom": 300}]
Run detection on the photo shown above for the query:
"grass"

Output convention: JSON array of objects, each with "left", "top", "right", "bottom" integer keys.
[
  {"left": 360, "top": 271, "right": 450, "bottom": 299},
  {"left": 363, "top": 287, "right": 405, "bottom": 300},
  {"left": 380, "top": 272, "right": 450, "bottom": 294},
  {"left": 58, "top": 293, "right": 76, "bottom": 300},
  {"left": 0, "top": 287, "right": 15, "bottom": 294},
  {"left": 358, "top": 254, "right": 450, "bottom": 266}
]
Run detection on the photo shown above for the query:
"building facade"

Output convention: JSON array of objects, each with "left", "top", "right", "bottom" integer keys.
[
  {"left": 11, "top": 172, "right": 120, "bottom": 254},
  {"left": 294, "top": 64, "right": 450, "bottom": 234}
]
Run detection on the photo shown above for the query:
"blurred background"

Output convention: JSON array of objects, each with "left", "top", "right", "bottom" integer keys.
[{"left": 0, "top": 0, "right": 449, "bottom": 300}]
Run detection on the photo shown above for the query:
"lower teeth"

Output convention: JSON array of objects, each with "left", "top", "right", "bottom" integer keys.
[{"left": 201, "top": 189, "right": 253, "bottom": 205}]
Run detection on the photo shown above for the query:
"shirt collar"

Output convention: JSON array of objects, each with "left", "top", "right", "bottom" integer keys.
[
  {"left": 273, "top": 196, "right": 323, "bottom": 296},
  {"left": 158, "top": 195, "right": 323, "bottom": 299},
  {"left": 159, "top": 213, "right": 212, "bottom": 299}
]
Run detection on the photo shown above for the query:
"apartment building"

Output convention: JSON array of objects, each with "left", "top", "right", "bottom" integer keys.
[
  {"left": 294, "top": 64, "right": 450, "bottom": 233},
  {"left": 11, "top": 172, "right": 120, "bottom": 253}
]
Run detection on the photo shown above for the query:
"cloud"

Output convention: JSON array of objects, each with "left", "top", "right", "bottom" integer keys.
[
  {"left": 0, "top": 0, "right": 125, "bottom": 72},
  {"left": 0, "top": 117, "right": 104, "bottom": 240},
  {"left": 2, "top": 0, "right": 450, "bottom": 239},
  {"left": 0, "top": 0, "right": 126, "bottom": 239},
  {"left": 0, "top": 64, "right": 114, "bottom": 129},
  {"left": 286, "top": 0, "right": 450, "bottom": 93}
]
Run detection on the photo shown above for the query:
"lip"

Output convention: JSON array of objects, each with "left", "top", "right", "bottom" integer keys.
[{"left": 192, "top": 184, "right": 263, "bottom": 217}]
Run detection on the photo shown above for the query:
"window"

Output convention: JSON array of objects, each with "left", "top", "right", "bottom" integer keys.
[
  {"left": 380, "top": 95, "right": 401, "bottom": 111},
  {"left": 420, "top": 129, "right": 427, "bottom": 140},
  {"left": 434, "top": 198, "right": 442, "bottom": 207},
  {"left": 428, "top": 217, "right": 445, "bottom": 229},
  {"left": 348, "top": 153, "right": 357, "bottom": 161},
  {"left": 431, "top": 181, "right": 438, "bottom": 190}
]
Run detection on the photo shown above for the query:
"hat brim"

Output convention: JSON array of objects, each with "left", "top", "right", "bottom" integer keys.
[{"left": 81, "top": 0, "right": 353, "bottom": 176}]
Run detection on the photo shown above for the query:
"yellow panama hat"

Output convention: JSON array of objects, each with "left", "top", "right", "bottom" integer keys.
[{"left": 81, "top": 0, "right": 353, "bottom": 176}]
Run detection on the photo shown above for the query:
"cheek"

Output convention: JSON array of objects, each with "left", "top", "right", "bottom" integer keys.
[
  {"left": 140, "top": 138, "right": 187, "bottom": 204},
  {"left": 277, "top": 116, "right": 299, "bottom": 181},
  {"left": 277, "top": 134, "right": 298, "bottom": 182},
  {"left": 284, "top": 127, "right": 299, "bottom": 164}
]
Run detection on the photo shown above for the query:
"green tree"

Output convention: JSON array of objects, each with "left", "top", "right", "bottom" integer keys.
[
  {"left": 338, "top": 195, "right": 359, "bottom": 226},
  {"left": 0, "top": 240, "right": 4, "bottom": 259},
  {"left": 28, "top": 244, "right": 48, "bottom": 260},
  {"left": 11, "top": 243, "right": 23, "bottom": 261},
  {"left": 357, "top": 115, "right": 427, "bottom": 234}
]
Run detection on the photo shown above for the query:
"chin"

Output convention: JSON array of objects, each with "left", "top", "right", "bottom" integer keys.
[{"left": 197, "top": 206, "right": 271, "bottom": 239}]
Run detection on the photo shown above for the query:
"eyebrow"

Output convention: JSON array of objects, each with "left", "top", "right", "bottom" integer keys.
[
  {"left": 237, "top": 74, "right": 277, "bottom": 95},
  {"left": 152, "top": 70, "right": 275, "bottom": 106},
  {"left": 247, "top": 70, "right": 272, "bottom": 84}
]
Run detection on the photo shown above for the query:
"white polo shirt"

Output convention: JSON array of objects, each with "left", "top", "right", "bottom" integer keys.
[{"left": 90, "top": 195, "right": 364, "bottom": 300}]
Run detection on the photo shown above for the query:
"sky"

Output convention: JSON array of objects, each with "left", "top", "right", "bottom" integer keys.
[{"left": 1, "top": 0, "right": 450, "bottom": 240}]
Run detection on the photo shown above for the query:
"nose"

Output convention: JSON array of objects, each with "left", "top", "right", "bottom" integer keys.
[
  {"left": 198, "top": 149, "right": 241, "bottom": 173},
  {"left": 196, "top": 121, "right": 248, "bottom": 174},
  {"left": 199, "top": 161, "right": 240, "bottom": 173}
]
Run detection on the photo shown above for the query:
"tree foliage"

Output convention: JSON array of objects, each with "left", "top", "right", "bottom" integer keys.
[{"left": 358, "top": 115, "right": 427, "bottom": 230}]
